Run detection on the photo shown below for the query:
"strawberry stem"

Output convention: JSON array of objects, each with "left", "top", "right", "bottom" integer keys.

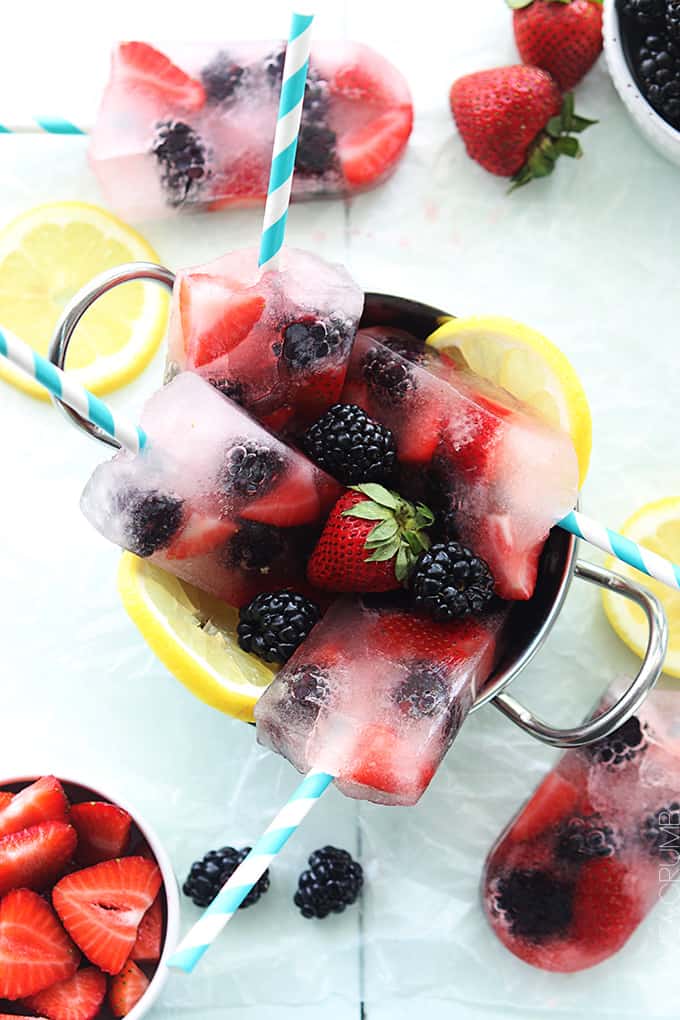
[
  {"left": 509, "top": 93, "right": 597, "bottom": 192},
  {"left": 343, "top": 486, "right": 434, "bottom": 584}
]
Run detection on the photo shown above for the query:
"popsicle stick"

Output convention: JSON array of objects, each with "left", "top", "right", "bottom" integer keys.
[
  {"left": 0, "top": 117, "right": 88, "bottom": 134},
  {"left": 258, "top": 10, "right": 315, "bottom": 272},
  {"left": 0, "top": 325, "right": 146, "bottom": 454},
  {"left": 167, "top": 768, "right": 333, "bottom": 973}
]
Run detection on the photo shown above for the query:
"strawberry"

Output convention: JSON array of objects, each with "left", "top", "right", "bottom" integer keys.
[
  {"left": 109, "top": 959, "right": 150, "bottom": 1017},
  {"left": 342, "top": 723, "right": 436, "bottom": 798},
  {"left": 508, "top": 771, "right": 580, "bottom": 843},
  {"left": 0, "top": 1015, "right": 49, "bottom": 1019},
  {"left": 22, "top": 967, "right": 107, "bottom": 1020},
  {"left": 0, "top": 889, "right": 80, "bottom": 1000},
  {"left": 570, "top": 856, "right": 644, "bottom": 965},
  {"left": 0, "top": 792, "right": 12, "bottom": 811},
  {"left": 338, "top": 108, "right": 413, "bottom": 187},
  {"left": 70, "top": 802, "right": 132, "bottom": 866},
  {"left": 307, "top": 485, "right": 434, "bottom": 592},
  {"left": 0, "top": 822, "right": 77, "bottom": 896},
  {"left": 0, "top": 776, "right": 69, "bottom": 839},
  {"left": 53, "top": 856, "right": 162, "bottom": 976},
  {"left": 509, "top": 0, "right": 603, "bottom": 92},
  {"left": 116, "top": 42, "right": 205, "bottom": 111},
  {"left": 165, "top": 512, "right": 237, "bottom": 560},
  {"left": 131, "top": 893, "right": 163, "bottom": 962},
  {"left": 450, "top": 67, "right": 596, "bottom": 188},
  {"left": 180, "top": 278, "right": 265, "bottom": 368},
  {"left": 241, "top": 461, "right": 339, "bottom": 528},
  {"left": 330, "top": 63, "right": 391, "bottom": 104}
]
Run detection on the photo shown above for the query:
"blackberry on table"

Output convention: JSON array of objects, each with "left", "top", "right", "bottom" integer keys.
[
  {"left": 394, "top": 663, "right": 449, "bottom": 719},
  {"left": 636, "top": 34, "right": 680, "bottom": 126},
  {"left": 492, "top": 870, "right": 573, "bottom": 940},
  {"left": 284, "top": 664, "right": 331, "bottom": 712},
  {"left": 219, "top": 441, "right": 283, "bottom": 499},
  {"left": 118, "top": 488, "right": 184, "bottom": 558},
  {"left": 362, "top": 345, "right": 416, "bottom": 405},
  {"left": 303, "top": 403, "right": 396, "bottom": 485},
  {"left": 225, "top": 522, "right": 285, "bottom": 572},
  {"left": 200, "top": 51, "right": 245, "bottom": 103},
  {"left": 620, "top": 0, "right": 665, "bottom": 26},
  {"left": 641, "top": 802, "right": 680, "bottom": 861},
  {"left": 152, "top": 121, "right": 209, "bottom": 207},
  {"left": 237, "top": 590, "right": 320, "bottom": 663},
  {"left": 411, "top": 541, "right": 496, "bottom": 621},
  {"left": 282, "top": 316, "right": 354, "bottom": 372},
  {"left": 294, "top": 846, "right": 363, "bottom": 919},
  {"left": 557, "top": 816, "right": 620, "bottom": 862},
  {"left": 586, "top": 714, "right": 648, "bottom": 769},
  {"left": 183, "top": 846, "right": 269, "bottom": 908}
]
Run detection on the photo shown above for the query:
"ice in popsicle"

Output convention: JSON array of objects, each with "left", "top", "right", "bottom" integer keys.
[
  {"left": 255, "top": 598, "right": 508, "bottom": 806},
  {"left": 89, "top": 41, "right": 413, "bottom": 219},
  {"left": 166, "top": 246, "right": 364, "bottom": 437},
  {"left": 483, "top": 684, "right": 680, "bottom": 971},
  {"left": 80, "top": 372, "right": 342, "bottom": 607},
  {"left": 342, "top": 329, "right": 579, "bottom": 599}
]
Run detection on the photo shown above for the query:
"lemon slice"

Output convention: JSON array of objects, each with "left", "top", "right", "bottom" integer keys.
[
  {"left": 426, "top": 315, "right": 592, "bottom": 485},
  {"left": 118, "top": 553, "right": 276, "bottom": 722},
  {"left": 0, "top": 201, "right": 168, "bottom": 400},
  {"left": 602, "top": 498, "right": 680, "bottom": 678}
]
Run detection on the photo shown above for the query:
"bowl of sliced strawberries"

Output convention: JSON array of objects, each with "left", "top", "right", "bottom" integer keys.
[{"left": 0, "top": 774, "right": 179, "bottom": 1020}]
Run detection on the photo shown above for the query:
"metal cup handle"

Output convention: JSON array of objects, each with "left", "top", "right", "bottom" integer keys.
[
  {"left": 49, "top": 261, "right": 176, "bottom": 446},
  {"left": 491, "top": 560, "right": 668, "bottom": 748}
]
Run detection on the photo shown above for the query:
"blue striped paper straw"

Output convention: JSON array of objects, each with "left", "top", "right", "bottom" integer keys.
[
  {"left": 168, "top": 768, "right": 333, "bottom": 973},
  {"left": 0, "top": 325, "right": 146, "bottom": 454},
  {"left": 559, "top": 510, "right": 680, "bottom": 590},
  {"left": 258, "top": 10, "right": 315, "bottom": 272},
  {"left": 0, "top": 117, "right": 87, "bottom": 135}
]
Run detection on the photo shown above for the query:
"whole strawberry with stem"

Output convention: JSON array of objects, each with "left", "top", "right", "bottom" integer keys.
[
  {"left": 307, "top": 484, "right": 434, "bottom": 593},
  {"left": 450, "top": 67, "right": 597, "bottom": 189},
  {"left": 509, "top": 0, "right": 604, "bottom": 92}
]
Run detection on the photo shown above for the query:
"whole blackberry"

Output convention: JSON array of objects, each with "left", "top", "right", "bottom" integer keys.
[
  {"left": 281, "top": 316, "right": 354, "bottom": 371},
  {"left": 362, "top": 345, "right": 415, "bottom": 405},
  {"left": 410, "top": 542, "right": 496, "bottom": 621},
  {"left": 183, "top": 846, "right": 269, "bottom": 908},
  {"left": 557, "top": 816, "right": 620, "bottom": 862},
  {"left": 303, "top": 404, "right": 396, "bottom": 484},
  {"left": 219, "top": 441, "right": 283, "bottom": 499},
  {"left": 492, "top": 870, "right": 573, "bottom": 940},
  {"left": 294, "top": 846, "right": 363, "bottom": 919},
  {"left": 200, "top": 51, "right": 245, "bottom": 103},
  {"left": 668, "top": 0, "right": 680, "bottom": 40},
  {"left": 394, "top": 663, "right": 449, "bottom": 719},
  {"left": 636, "top": 35, "right": 680, "bottom": 126},
  {"left": 284, "top": 664, "right": 331, "bottom": 713},
  {"left": 225, "top": 522, "right": 285, "bottom": 572},
  {"left": 208, "top": 377, "right": 247, "bottom": 405},
  {"left": 586, "top": 714, "right": 648, "bottom": 769},
  {"left": 117, "top": 488, "right": 184, "bottom": 558},
  {"left": 620, "top": 0, "right": 664, "bottom": 25},
  {"left": 641, "top": 802, "right": 680, "bottom": 861},
  {"left": 237, "top": 590, "right": 320, "bottom": 663},
  {"left": 151, "top": 121, "right": 208, "bottom": 207}
]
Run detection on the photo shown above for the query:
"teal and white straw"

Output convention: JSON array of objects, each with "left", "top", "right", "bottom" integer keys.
[
  {"left": 258, "top": 10, "right": 315, "bottom": 272},
  {"left": 560, "top": 510, "right": 680, "bottom": 589},
  {"left": 168, "top": 768, "right": 333, "bottom": 973},
  {"left": 0, "top": 117, "right": 87, "bottom": 135},
  {"left": 0, "top": 325, "right": 146, "bottom": 454}
]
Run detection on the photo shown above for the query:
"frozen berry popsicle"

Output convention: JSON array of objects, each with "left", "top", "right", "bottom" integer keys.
[
  {"left": 80, "top": 373, "right": 342, "bottom": 607},
  {"left": 166, "top": 246, "right": 364, "bottom": 437},
  {"left": 255, "top": 599, "right": 508, "bottom": 806},
  {"left": 483, "top": 685, "right": 680, "bottom": 972},
  {"left": 89, "top": 41, "right": 413, "bottom": 219},
  {"left": 342, "top": 329, "right": 579, "bottom": 600}
]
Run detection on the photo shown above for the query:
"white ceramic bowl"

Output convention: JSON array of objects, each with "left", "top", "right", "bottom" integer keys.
[
  {"left": 603, "top": 0, "right": 680, "bottom": 166},
  {"left": 1, "top": 774, "right": 180, "bottom": 1020}
]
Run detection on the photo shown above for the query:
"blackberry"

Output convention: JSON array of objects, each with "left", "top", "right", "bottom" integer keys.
[
  {"left": 303, "top": 403, "right": 396, "bottom": 484},
  {"left": 284, "top": 664, "right": 331, "bottom": 713},
  {"left": 183, "top": 846, "right": 269, "bottom": 908},
  {"left": 281, "top": 316, "right": 354, "bottom": 372},
  {"left": 294, "top": 846, "right": 363, "bottom": 919},
  {"left": 117, "top": 488, "right": 184, "bottom": 558},
  {"left": 557, "top": 815, "right": 620, "bottom": 862},
  {"left": 200, "top": 51, "right": 245, "bottom": 103},
  {"left": 394, "top": 663, "right": 449, "bottom": 719},
  {"left": 264, "top": 48, "right": 286, "bottom": 86},
  {"left": 668, "top": 0, "right": 680, "bottom": 42},
  {"left": 237, "top": 590, "right": 320, "bottom": 663},
  {"left": 225, "top": 522, "right": 285, "bottom": 572},
  {"left": 411, "top": 542, "right": 495, "bottom": 621},
  {"left": 620, "top": 0, "right": 664, "bottom": 25},
  {"left": 151, "top": 121, "right": 209, "bottom": 207},
  {"left": 492, "top": 870, "right": 573, "bottom": 940},
  {"left": 362, "top": 345, "right": 415, "bottom": 405},
  {"left": 586, "top": 714, "right": 648, "bottom": 768},
  {"left": 641, "top": 802, "right": 680, "bottom": 861},
  {"left": 219, "top": 441, "right": 283, "bottom": 499},
  {"left": 296, "top": 121, "right": 337, "bottom": 175},
  {"left": 208, "top": 377, "right": 247, "bottom": 405},
  {"left": 636, "top": 35, "right": 680, "bottom": 126}
]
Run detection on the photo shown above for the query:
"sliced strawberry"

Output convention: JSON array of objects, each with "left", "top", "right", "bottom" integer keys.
[
  {"left": 508, "top": 772, "right": 580, "bottom": 845},
  {"left": 570, "top": 857, "right": 644, "bottom": 967},
  {"left": 117, "top": 42, "right": 205, "bottom": 111},
  {"left": 180, "top": 277, "right": 265, "bottom": 368},
  {"left": 131, "top": 893, "right": 163, "bottom": 962},
  {"left": 53, "top": 856, "right": 162, "bottom": 976},
  {"left": 0, "top": 792, "right": 12, "bottom": 810},
  {"left": 339, "top": 107, "right": 413, "bottom": 188},
  {"left": 70, "top": 802, "right": 132, "bottom": 866},
  {"left": 476, "top": 513, "right": 541, "bottom": 601},
  {"left": 0, "top": 822, "right": 77, "bottom": 896},
  {"left": 109, "top": 959, "right": 150, "bottom": 1017},
  {"left": 208, "top": 155, "right": 268, "bottom": 209},
  {"left": 0, "top": 1014, "right": 49, "bottom": 1019},
  {"left": 0, "top": 776, "right": 69, "bottom": 839},
  {"left": 330, "top": 64, "right": 391, "bottom": 105},
  {"left": 258, "top": 404, "right": 296, "bottom": 435},
  {"left": 398, "top": 403, "right": 444, "bottom": 464},
  {"left": 0, "top": 889, "right": 80, "bottom": 1000},
  {"left": 22, "top": 967, "right": 107, "bottom": 1020},
  {"left": 165, "top": 512, "right": 237, "bottom": 560},
  {"left": 342, "top": 724, "right": 435, "bottom": 800},
  {"left": 241, "top": 461, "right": 325, "bottom": 528},
  {"left": 292, "top": 365, "right": 348, "bottom": 423}
]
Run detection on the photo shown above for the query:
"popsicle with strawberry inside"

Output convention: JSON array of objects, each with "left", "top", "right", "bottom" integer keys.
[{"left": 89, "top": 40, "right": 413, "bottom": 219}]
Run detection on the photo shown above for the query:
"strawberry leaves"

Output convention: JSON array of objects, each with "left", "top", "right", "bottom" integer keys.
[
  {"left": 342, "top": 485, "right": 434, "bottom": 583},
  {"left": 510, "top": 92, "right": 597, "bottom": 190}
]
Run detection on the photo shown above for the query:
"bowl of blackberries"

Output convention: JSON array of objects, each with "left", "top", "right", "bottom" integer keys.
[{"left": 604, "top": 0, "right": 680, "bottom": 163}]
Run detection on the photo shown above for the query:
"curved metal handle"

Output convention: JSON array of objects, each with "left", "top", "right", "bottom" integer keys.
[
  {"left": 492, "top": 560, "right": 668, "bottom": 747},
  {"left": 48, "top": 261, "right": 175, "bottom": 448}
]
